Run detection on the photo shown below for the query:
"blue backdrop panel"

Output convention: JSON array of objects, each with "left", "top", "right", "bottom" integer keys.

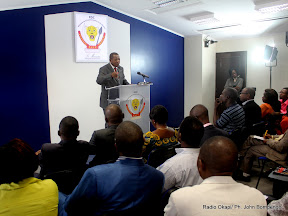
[{"left": 0, "top": 2, "right": 184, "bottom": 150}]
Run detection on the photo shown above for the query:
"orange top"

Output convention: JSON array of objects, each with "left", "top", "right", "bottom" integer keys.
[{"left": 260, "top": 103, "right": 274, "bottom": 118}]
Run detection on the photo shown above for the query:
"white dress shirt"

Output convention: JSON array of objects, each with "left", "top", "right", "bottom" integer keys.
[
  {"left": 157, "top": 148, "right": 203, "bottom": 192},
  {"left": 164, "top": 176, "right": 267, "bottom": 216}
]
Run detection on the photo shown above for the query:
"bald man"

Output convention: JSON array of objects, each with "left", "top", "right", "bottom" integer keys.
[
  {"left": 190, "top": 104, "right": 228, "bottom": 146},
  {"left": 240, "top": 87, "right": 261, "bottom": 127},
  {"left": 164, "top": 136, "right": 267, "bottom": 216},
  {"left": 89, "top": 104, "right": 124, "bottom": 166},
  {"left": 63, "top": 121, "right": 164, "bottom": 215}
]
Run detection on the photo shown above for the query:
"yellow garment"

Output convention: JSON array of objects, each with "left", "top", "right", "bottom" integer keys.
[{"left": 0, "top": 177, "right": 58, "bottom": 216}]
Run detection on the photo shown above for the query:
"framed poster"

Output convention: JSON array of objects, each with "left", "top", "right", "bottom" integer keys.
[{"left": 74, "top": 12, "right": 108, "bottom": 62}]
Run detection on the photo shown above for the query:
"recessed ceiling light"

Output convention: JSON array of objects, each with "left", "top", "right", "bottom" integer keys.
[
  {"left": 153, "top": 0, "right": 184, "bottom": 8},
  {"left": 255, "top": 0, "right": 288, "bottom": 14},
  {"left": 189, "top": 12, "right": 220, "bottom": 25}
]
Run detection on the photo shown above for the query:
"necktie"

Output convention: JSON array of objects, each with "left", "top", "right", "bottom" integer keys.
[{"left": 114, "top": 67, "right": 120, "bottom": 82}]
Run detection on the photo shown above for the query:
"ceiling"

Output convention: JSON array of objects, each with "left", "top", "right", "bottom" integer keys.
[{"left": 2, "top": 0, "right": 288, "bottom": 40}]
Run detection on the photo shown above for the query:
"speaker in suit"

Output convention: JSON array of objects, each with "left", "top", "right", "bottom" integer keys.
[{"left": 96, "top": 53, "right": 129, "bottom": 109}]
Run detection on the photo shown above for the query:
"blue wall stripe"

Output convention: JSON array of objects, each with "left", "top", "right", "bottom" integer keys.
[{"left": 0, "top": 2, "right": 184, "bottom": 150}]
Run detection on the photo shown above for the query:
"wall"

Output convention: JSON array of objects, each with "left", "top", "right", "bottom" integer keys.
[
  {"left": 184, "top": 35, "right": 203, "bottom": 116},
  {"left": 216, "top": 33, "right": 288, "bottom": 105},
  {"left": 184, "top": 35, "right": 216, "bottom": 121},
  {"left": 0, "top": 2, "right": 184, "bottom": 150}
]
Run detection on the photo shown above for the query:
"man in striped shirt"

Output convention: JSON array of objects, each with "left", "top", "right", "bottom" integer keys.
[{"left": 213, "top": 87, "right": 245, "bottom": 134}]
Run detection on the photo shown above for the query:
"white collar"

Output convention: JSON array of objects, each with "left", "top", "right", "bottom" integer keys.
[{"left": 242, "top": 99, "right": 254, "bottom": 106}]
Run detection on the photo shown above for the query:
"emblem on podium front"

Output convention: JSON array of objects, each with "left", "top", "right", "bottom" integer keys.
[{"left": 126, "top": 94, "right": 146, "bottom": 119}]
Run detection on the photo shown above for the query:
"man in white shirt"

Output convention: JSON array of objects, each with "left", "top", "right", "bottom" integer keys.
[
  {"left": 157, "top": 116, "right": 204, "bottom": 192},
  {"left": 164, "top": 136, "right": 267, "bottom": 216}
]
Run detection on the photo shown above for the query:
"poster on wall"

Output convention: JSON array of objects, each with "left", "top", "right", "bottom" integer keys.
[{"left": 74, "top": 12, "right": 108, "bottom": 62}]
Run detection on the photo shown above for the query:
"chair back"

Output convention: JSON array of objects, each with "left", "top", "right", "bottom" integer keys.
[{"left": 147, "top": 146, "right": 176, "bottom": 168}]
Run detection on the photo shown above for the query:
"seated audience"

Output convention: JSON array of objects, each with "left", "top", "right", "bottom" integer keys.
[
  {"left": 267, "top": 88, "right": 281, "bottom": 112},
  {"left": 157, "top": 116, "right": 204, "bottom": 192},
  {"left": 89, "top": 104, "right": 123, "bottom": 166},
  {"left": 280, "top": 106, "right": 288, "bottom": 133},
  {"left": 61, "top": 121, "right": 164, "bottom": 216},
  {"left": 0, "top": 138, "right": 58, "bottom": 215},
  {"left": 164, "top": 136, "right": 267, "bottom": 216},
  {"left": 279, "top": 87, "right": 288, "bottom": 114},
  {"left": 214, "top": 87, "right": 245, "bottom": 134},
  {"left": 240, "top": 87, "right": 262, "bottom": 127},
  {"left": 39, "top": 116, "right": 90, "bottom": 194},
  {"left": 190, "top": 104, "right": 227, "bottom": 145},
  {"left": 260, "top": 89, "right": 277, "bottom": 119},
  {"left": 143, "top": 105, "right": 178, "bottom": 158},
  {"left": 239, "top": 130, "right": 288, "bottom": 181}
]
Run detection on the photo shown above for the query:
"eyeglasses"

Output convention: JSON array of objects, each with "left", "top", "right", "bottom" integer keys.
[{"left": 240, "top": 92, "right": 249, "bottom": 94}]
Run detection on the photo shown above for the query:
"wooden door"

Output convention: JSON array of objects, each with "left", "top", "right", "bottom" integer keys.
[{"left": 215, "top": 51, "right": 247, "bottom": 98}]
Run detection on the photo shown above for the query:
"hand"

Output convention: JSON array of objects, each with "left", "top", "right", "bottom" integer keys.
[
  {"left": 111, "top": 71, "right": 118, "bottom": 78},
  {"left": 234, "top": 86, "right": 240, "bottom": 91},
  {"left": 215, "top": 98, "right": 221, "bottom": 108},
  {"left": 35, "top": 150, "right": 41, "bottom": 155},
  {"left": 263, "top": 133, "right": 272, "bottom": 139}
]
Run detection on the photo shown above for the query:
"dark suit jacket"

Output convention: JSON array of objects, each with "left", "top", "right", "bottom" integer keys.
[
  {"left": 96, "top": 63, "right": 129, "bottom": 109},
  {"left": 39, "top": 140, "right": 90, "bottom": 193},
  {"left": 200, "top": 125, "right": 228, "bottom": 146},
  {"left": 89, "top": 124, "right": 119, "bottom": 167},
  {"left": 243, "top": 100, "right": 262, "bottom": 127}
]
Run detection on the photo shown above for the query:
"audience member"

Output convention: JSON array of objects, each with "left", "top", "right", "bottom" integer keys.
[
  {"left": 62, "top": 121, "right": 164, "bottom": 215},
  {"left": 143, "top": 105, "right": 178, "bottom": 159},
  {"left": 267, "top": 88, "right": 281, "bottom": 113},
  {"left": 39, "top": 116, "right": 90, "bottom": 194},
  {"left": 164, "top": 136, "right": 267, "bottom": 216},
  {"left": 240, "top": 87, "right": 262, "bottom": 127},
  {"left": 157, "top": 116, "right": 204, "bottom": 192},
  {"left": 89, "top": 104, "right": 123, "bottom": 166},
  {"left": 190, "top": 104, "right": 227, "bottom": 145},
  {"left": 279, "top": 87, "right": 288, "bottom": 114},
  {"left": 239, "top": 130, "right": 288, "bottom": 181},
  {"left": 260, "top": 89, "right": 277, "bottom": 119},
  {"left": 280, "top": 106, "right": 288, "bottom": 133},
  {"left": 214, "top": 87, "right": 245, "bottom": 133},
  {"left": 0, "top": 138, "right": 58, "bottom": 215}
]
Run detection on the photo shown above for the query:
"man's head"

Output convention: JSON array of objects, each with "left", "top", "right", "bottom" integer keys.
[
  {"left": 115, "top": 121, "right": 143, "bottom": 157},
  {"left": 240, "top": 87, "right": 255, "bottom": 102},
  {"left": 58, "top": 116, "right": 79, "bottom": 141},
  {"left": 279, "top": 88, "right": 288, "bottom": 100},
  {"left": 219, "top": 87, "right": 238, "bottom": 106},
  {"left": 190, "top": 104, "right": 209, "bottom": 124},
  {"left": 197, "top": 136, "right": 238, "bottom": 180},
  {"left": 105, "top": 104, "right": 124, "bottom": 126},
  {"left": 110, "top": 52, "right": 120, "bottom": 68},
  {"left": 179, "top": 116, "right": 204, "bottom": 148}
]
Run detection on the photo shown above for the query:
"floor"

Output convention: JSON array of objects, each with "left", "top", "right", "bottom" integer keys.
[{"left": 236, "top": 160, "right": 276, "bottom": 196}]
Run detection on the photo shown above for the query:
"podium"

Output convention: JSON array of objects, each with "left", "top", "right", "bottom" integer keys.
[{"left": 106, "top": 84, "right": 152, "bottom": 133}]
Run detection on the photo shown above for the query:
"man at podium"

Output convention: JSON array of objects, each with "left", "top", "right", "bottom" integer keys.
[{"left": 97, "top": 52, "right": 129, "bottom": 110}]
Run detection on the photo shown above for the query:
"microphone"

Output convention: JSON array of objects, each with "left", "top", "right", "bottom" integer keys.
[{"left": 137, "top": 72, "right": 149, "bottom": 78}]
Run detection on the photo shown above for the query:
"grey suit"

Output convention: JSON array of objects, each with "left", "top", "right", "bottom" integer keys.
[{"left": 97, "top": 63, "right": 129, "bottom": 109}]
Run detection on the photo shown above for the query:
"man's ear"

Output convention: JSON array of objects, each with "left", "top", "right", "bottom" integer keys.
[
  {"left": 77, "top": 130, "right": 80, "bottom": 136},
  {"left": 105, "top": 117, "right": 108, "bottom": 123},
  {"left": 58, "top": 130, "right": 61, "bottom": 137},
  {"left": 197, "top": 157, "right": 205, "bottom": 178},
  {"left": 178, "top": 132, "right": 182, "bottom": 143}
]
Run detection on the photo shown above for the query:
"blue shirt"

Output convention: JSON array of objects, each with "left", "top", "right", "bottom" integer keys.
[
  {"left": 63, "top": 157, "right": 164, "bottom": 215},
  {"left": 216, "top": 104, "right": 245, "bottom": 134}
]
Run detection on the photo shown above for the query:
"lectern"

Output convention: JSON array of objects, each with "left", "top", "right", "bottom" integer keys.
[{"left": 106, "top": 84, "right": 152, "bottom": 133}]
